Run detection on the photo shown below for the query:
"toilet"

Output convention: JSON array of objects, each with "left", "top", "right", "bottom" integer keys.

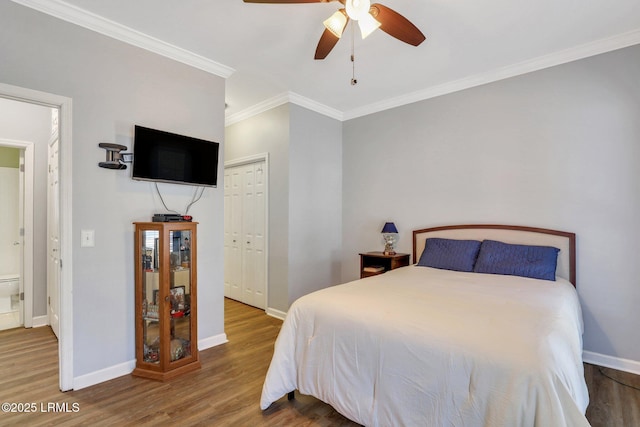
[{"left": 0, "top": 274, "right": 19, "bottom": 313}]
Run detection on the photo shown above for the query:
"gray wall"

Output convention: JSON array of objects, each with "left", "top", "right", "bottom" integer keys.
[
  {"left": 225, "top": 104, "right": 343, "bottom": 311},
  {"left": 1, "top": 2, "right": 226, "bottom": 379},
  {"left": 0, "top": 98, "right": 52, "bottom": 317},
  {"left": 225, "top": 104, "right": 291, "bottom": 312},
  {"left": 288, "top": 105, "right": 342, "bottom": 303},
  {"left": 342, "top": 44, "right": 640, "bottom": 363}
]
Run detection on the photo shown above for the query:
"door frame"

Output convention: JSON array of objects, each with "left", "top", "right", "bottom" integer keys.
[
  {"left": 0, "top": 138, "right": 34, "bottom": 328},
  {"left": 224, "top": 153, "right": 269, "bottom": 311},
  {"left": 0, "top": 82, "right": 74, "bottom": 391}
]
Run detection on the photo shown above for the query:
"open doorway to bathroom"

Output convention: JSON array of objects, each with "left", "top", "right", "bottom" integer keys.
[
  {"left": 0, "top": 145, "right": 27, "bottom": 330},
  {"left": 0, "top": 83, "right": 73, "bottom": 392},
  {"left": 0, "top": 102, "right": 52, "bottom": 336},
  {"left": 0, "top": 97, "right": 52, "bottom": 334}
]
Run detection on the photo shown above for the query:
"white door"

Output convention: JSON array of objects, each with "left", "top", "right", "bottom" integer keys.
[
  {"left": 223, "top": 168, "right": 232, "bottom": 297},
  {"left": 0, "top": 139, "right": 35, "bottom": 329},
  {"left": 18, "top": 150, "right": 25, "bottom": 326},
  {"left": 242, "top": 162, "right": 266, "bottom": 308},
  {"left": 0, "top": 157, "right": 20, "bottom": 327},
  {"left": 47, "top": 132, "right": 60, "bottom": 338},
  {"left": 241, "top": 165, "right": 256, "bottom": 305},
  {"left": 224, "top": 166, "right": 243, "bottom": 301},
  {"left": 223, "top": 160, "right": 267, "bottom": 309},
  {"left": 0, "top": 161, "right": 19, "bottom": 277}
]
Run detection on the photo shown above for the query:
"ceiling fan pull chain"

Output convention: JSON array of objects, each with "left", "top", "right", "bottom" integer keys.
[
  {"left": 351, "top": 53, "right": 357, "bottom": 85},
  {"left": 351, "top": 21, "right": 357, "bottom": 85}
]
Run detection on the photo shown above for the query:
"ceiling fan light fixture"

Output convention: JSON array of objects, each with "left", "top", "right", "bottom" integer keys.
[
  {"left": 245, "top": 0, "right": 425, "bottom": 60},
  {"left": 357, "top": 12, "right": 381, "bottom": 39},
  {"left": 323, "top": 9, "right": 348, "bottom": 38},
  {"left": 345, "top": 0, "right": 371, "bottom": 21}
]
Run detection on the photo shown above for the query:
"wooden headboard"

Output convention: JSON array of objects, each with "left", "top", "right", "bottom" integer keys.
[{"left": 412, "top": 224, "right": 576, "bottom": 286}]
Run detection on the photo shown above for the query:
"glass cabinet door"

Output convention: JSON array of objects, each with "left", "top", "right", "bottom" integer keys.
[
  {"left": 168, "top": 229, "right": 192, "bottom": 363},
  {"left": 141, "top": 229, "right": 160, "bottom": 364}
]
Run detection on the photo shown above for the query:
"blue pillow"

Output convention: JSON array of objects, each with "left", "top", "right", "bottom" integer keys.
[
  {"left": 473, "top": 240, "right": 560, "bottom": 281},
  {"left": 417, "top": 238, "right": 482, "bottom": 272}
]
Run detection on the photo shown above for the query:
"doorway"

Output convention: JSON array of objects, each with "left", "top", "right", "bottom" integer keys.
[
  {"left": 0, "top": 142, "right": 33, "bottom": 331},
  {"left": 224, "top": 154, "right": 269, "bottom": 310},
  {"left": 0, "top": 82, "right": 73, "bottom": 391}
]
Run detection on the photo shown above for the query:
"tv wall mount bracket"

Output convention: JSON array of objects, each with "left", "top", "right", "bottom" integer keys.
[{"left": 98, "top": 143, "right": 132, "bottom": 170}]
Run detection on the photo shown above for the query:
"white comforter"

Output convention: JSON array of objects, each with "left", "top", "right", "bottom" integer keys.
[{"left": 260, "top": 266, "right": 590, "bottom": 427}]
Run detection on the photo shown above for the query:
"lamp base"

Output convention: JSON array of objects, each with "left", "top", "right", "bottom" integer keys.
[{"left": 383, "top": 241, "right": 396, "bottom": 256}]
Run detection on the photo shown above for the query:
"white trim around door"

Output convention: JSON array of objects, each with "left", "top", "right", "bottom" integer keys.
[{"left": 0, "top": 82, "right": 74, "bottom": 392}]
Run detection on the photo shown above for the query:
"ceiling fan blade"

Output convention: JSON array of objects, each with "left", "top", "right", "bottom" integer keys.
[
  {"left": 370, "top": 3, "right": 426, "bottom": 46},
  {"left": 314, "top": 28, "right": 341, "bottom": 59}
]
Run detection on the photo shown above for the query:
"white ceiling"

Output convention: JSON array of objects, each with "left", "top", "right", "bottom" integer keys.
[{"left": 15, "top": 0, "right": 640, "bottom": 121}]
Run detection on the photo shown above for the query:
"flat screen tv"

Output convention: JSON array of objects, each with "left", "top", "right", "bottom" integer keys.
[{"left": 132, "top": 125, "right": 219, "bottom": 187}]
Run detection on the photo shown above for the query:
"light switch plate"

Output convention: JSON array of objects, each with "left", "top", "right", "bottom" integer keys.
[{"left": 81, "top": 229, "right": 95, "bottom": 247}]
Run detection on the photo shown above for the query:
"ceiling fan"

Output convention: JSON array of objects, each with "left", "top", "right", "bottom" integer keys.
[{"left": 243, "top": 0, "right": 426, "bottom": 60}]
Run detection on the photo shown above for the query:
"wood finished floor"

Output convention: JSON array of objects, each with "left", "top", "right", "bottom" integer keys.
[{"left": 0, "top": 298, "right": 637, "bottom": 426}]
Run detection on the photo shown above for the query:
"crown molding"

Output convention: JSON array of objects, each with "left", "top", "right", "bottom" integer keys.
[
  {"left": 226, "top": 29, "right": 640, "bottom": 126},
  {"left": 287, "top": 92, "right": 344, "bottom": 121},
  {"left": 225, "top": 91, "right": 343, "bottom": 126},
  {"left": 226, "top": 28, "right": 640, "bottom": 125},
  {"left": 342, "top": 28, "right": 640, "bottom": 120},
  {"left": 11, "top": 0, "right": 235, "bottom": 78},
  {"left": 225, "top": 93, "right": 290, "bottom": 126}
]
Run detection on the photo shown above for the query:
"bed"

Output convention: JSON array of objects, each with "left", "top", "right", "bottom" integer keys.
[{"left": 260, "top": 224, "right": 590, "bottom": 426}]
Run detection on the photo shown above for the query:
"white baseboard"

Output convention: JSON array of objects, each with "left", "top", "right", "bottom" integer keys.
[
  {"left": 73, "top": 359, "right": 136, "bottom": 391},
  {"left": 31, "top": 315, "right": 49, "bottom": 328},
  {"left": 583, "top": 350, "right": 640, "bottom": 376},
  {"left": 198, "top": 333, "right": 228, "bottom": 351},
  {"left": 266, "top": 307, "right": 287, "bottom": 321},
  {"left": 72, "top": 333, "right": 228, "bottom": 390}
]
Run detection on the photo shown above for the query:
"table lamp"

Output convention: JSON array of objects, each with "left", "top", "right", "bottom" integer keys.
[{"left": 381, "top": 222, "right": 399, "bottom": 255}]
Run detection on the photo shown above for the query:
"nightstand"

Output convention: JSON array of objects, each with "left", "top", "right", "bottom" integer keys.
[{"left": 359, "top": 252, "right": 410, "bottom": 278}]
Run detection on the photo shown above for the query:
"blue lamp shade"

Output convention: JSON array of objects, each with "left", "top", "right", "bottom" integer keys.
[{"left": 381, "top": 222, "right": 398, "bottom": 234}]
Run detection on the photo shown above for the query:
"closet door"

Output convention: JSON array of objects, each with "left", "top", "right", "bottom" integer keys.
[
  {"left": 223, "top": 166, "right": 243, "bottom": 302},
  {"left": 241, "top": 162, "right": 266, "bottom": 309},
  {"left": 252, "top": 163, "right": 266, "bottom": 308},
  {"left": 224, "top": 161, "right": 266, "bottom": 309}
]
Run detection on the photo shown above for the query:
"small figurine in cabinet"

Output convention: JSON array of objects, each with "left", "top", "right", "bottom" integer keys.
[{"left": 143, "top": 248, "right": 153, "bottom": 271}]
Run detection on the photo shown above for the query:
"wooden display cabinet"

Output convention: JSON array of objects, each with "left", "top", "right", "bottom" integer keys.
[{"left": 133, "top": 221, "right": 200, "bottom": 380}]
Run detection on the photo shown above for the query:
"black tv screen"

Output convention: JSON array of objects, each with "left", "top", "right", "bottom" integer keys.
[{"left": 132, "top": 125, "right": 219, "bottom": 187}]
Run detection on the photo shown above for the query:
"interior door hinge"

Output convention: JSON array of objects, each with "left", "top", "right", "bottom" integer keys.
[
  {"left": 19, "top": 228, "right": 24, "bottom": 237},
  {"left": 20, "top": 292, "right": 24, "bottom": 301},
  {"left": 20, "top": 164, "right": 25, "bottom": 172},
  {"left": 48, "top": 296, "right": 51, "bottom": 306}
]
